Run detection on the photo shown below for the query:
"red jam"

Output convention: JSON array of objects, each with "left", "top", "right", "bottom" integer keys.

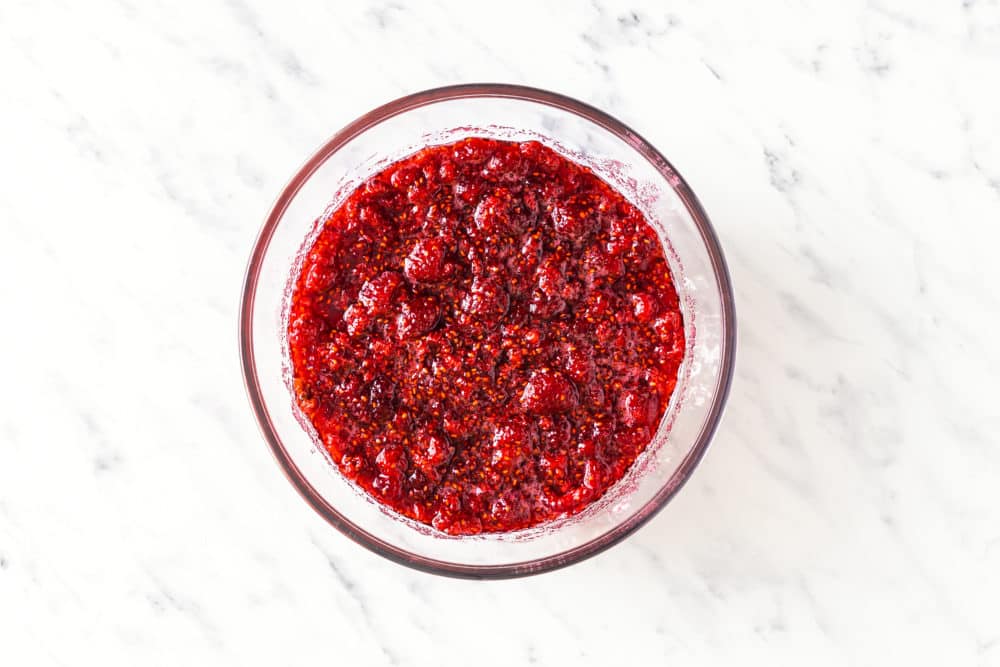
[{"left": 288, "top": 138, "right": 685, "bottom": 534}]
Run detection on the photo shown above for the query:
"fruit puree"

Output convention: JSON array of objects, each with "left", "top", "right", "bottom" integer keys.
[{"left": 287, "top": 138, "right": 684, "bottom": 534}]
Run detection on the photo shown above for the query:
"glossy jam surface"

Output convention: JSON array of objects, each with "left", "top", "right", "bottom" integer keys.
[{"left": 287, "top": 138, "right": 685, "bottom": 534}]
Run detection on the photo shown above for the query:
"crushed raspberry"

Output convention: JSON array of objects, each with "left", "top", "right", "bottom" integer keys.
[
  {"left": 288, "top": 138, "right": 684, "bottom": 534},
  {"left": 403, "top": 238, "right": 450, "bottom": 284}
]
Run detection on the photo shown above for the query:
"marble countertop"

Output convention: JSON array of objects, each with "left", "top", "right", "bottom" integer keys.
[{"left": 2, "top": 1, "right": 999, "bottom": 664}]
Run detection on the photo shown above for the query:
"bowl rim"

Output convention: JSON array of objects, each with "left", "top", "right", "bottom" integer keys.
[{"left": 239, "top": 83, "right": 737, "bottom": 579}]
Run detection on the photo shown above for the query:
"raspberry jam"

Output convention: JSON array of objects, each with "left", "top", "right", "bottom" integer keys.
[{"left": 287, "top": 138, "right": 685, "bottom": 535}]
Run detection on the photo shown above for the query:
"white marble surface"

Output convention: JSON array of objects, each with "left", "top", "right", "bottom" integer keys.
[{"left": 2, "top": 0, "right": 999, "bottom": 664}]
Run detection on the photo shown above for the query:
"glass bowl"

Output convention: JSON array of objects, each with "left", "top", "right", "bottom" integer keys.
[{"left": 240, "top": 84, "right": 736, "bottom": 578}]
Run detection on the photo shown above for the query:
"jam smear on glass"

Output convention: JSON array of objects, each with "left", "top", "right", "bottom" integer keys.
[{"left": 288, "top": 138, "right": 685, "bottom": 535}]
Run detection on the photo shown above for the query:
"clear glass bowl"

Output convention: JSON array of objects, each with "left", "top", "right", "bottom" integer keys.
[{"left": 240, "top": 84, "right": 736, "bottom": 578}]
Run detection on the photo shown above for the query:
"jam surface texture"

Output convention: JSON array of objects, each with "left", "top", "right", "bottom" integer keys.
[{"left": 288, "top": 138, "right": 685, "bottom": 534}]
